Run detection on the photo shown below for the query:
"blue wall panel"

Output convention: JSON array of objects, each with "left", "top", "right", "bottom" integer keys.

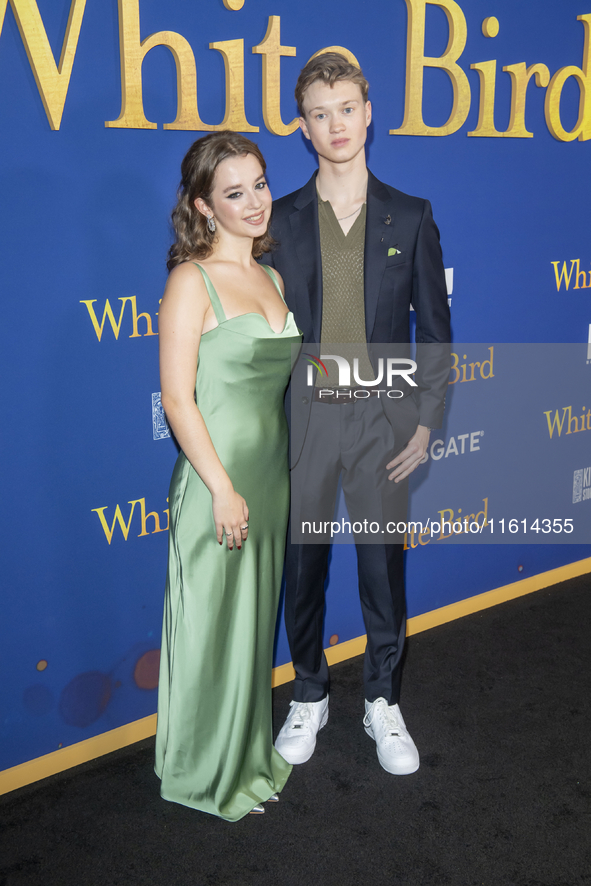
[{"left": 1, "top": 0, "right": 590, "bottom": 772}]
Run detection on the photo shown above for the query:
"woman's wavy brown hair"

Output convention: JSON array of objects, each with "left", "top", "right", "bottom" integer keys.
[{"left": 167, "top": 132, "right": 275, "bottom": 272}]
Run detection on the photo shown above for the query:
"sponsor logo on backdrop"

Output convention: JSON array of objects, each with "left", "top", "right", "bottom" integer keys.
[
  {"left": 543, "top": 405, "right": 591, "bottom": 438},
  {"left": 573, "top": 468, "right": 591, "bottom": 503},
  {"left": 422, "top": 430, "right": 483, "bottom": 463},
  {"left": 3, "top": 1, "right": 591, "bottom": 143},
  {"left": 92, "top": 498, "right": 169, "bottom": 544},
  {"left": 80, "top": 297, "right": 159, "bottom": 341},
  {"left": 152, "top": 393, "right": 171, "bottom": 440},
  {"left": 449, "top": 347, "right": 494, "bottom": 384},
  {"left": 551, "top": 260, "right": 591, "bottom": 291},
  {"left": 444, "top": 267, "right": 453, "bottom": 307}
]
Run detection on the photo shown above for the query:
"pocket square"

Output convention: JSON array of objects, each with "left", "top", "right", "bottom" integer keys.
[{"left": 388, "top": 247, "right": 401, "bottom": 256}]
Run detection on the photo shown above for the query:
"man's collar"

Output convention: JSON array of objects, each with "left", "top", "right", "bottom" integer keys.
[
  {"left": 292, "top": 171, "right": 319, "bottom": 211},
  {"left": 292, "top": 169, "right": 389, "bottom": 211},
  {"left": 366, "top": 169, "right": 390, "bottom": 205}
]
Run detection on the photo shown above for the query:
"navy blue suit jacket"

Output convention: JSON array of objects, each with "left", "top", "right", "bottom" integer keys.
[{"left": 262, "top": 170, "right": 451, "bottom": 466}]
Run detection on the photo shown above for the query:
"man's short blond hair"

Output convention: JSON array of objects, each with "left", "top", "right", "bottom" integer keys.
[{"left": 295, "top": 52, "right": 369, "bottom": 117}]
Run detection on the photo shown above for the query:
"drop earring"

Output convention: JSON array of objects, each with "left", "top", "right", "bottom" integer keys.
[{"left": 207, "top": 215, "right": 216, "bottom": 234}]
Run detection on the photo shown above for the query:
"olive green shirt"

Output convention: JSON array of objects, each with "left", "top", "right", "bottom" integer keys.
[{"left": 317, "top": 195, "right": 375, "bottom": 386}]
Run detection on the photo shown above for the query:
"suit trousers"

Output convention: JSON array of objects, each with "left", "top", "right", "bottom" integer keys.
[{"left": 285, "top": 394, "right": 419, "bottom": 705}]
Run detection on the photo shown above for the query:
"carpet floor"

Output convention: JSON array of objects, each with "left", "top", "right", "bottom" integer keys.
[{"left": 1, "top": 574, "right": 590, "bottom": 886}]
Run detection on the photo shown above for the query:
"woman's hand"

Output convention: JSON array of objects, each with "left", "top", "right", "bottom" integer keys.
[{"left": 212, "top": 488, "right": 249, "bottom": 550}]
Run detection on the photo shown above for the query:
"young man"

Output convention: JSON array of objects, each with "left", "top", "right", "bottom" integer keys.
[{"left": 264, "top": 53, "right": 450, "bottom": 775}]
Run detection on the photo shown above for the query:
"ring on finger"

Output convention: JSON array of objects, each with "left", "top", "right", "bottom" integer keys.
[
  {"left": 240, "top": 524, "right": 249, "bottom": 530},
  {"left": 225, "top": 531, "right": 233, "bottom": 536}
]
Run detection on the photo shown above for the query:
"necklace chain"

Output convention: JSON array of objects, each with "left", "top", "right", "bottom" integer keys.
[{"left": 337, "top": 203, "right": 366, "bottom": 222}]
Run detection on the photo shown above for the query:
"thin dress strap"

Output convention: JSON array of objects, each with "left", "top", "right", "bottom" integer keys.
[
  {"left": 192, "top": 263, "right": 227, "bottom": 325},
  {"left": 261, "top": 265, "right": 287, "bottom": 305}
]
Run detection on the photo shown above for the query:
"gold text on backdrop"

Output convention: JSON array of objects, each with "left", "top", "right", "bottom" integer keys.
[{"left": 1, "top": 0, "right": 589, "bottom": 140}]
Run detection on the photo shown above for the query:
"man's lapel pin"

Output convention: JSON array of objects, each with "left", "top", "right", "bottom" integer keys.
[{"left": 385, "top": 214, "right": 391, "bottom": 225}]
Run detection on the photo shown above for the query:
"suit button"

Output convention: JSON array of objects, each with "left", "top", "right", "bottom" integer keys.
[{"left": 301, "top": 397, "right": 309, "bottom": 405}]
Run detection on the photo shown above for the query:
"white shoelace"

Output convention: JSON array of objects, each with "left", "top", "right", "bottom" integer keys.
[
  {"left": 363, "top": 700, "right": 402, "bottom": 737},
  {"left": 287, "top": 701, "right": 312, "bottom": 733}
]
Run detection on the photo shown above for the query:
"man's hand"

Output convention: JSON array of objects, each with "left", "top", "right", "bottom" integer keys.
[{"left": 386, "top": 425, "right": 431, "bottom": 483}]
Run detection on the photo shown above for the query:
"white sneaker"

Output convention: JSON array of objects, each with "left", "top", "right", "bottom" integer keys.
[
  {"left": 363, "top": 698, "right": 420, "bottom": 775},
  {"left": 274, "top": 696, "right": 329, "bottom": 764}
]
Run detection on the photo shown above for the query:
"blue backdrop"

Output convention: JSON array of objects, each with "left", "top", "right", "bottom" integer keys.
[{"left": 1, "top": 0, "right": 590, "bottom": 773}]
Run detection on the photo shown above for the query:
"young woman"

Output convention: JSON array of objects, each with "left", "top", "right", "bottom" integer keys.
[{"left": 154, "top": 132, "right": 300, "bottom": 820}]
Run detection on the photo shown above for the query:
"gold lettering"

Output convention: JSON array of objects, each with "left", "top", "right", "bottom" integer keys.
[
  {"left": 436, "top": 499, "right": 487, "bottom": 539},
  {"left": 389, "top": 0, "right": 470, "bottom": 137},
  {"left": 0, "top": 0, "right": 87, "bottom": 130},
  {"left": 479, "top": 346, "right": 494, "bottom": 379},
  {"left": 543, "top": 406, "right": 569, "bottom": 438},
  {"left": 137, "top": 499, "right": 167, "bottom": 536},
  {"left": 105, "top": 0, "right": 213, "bottom": 131},
  {"left": 449, "top": 351, "right": 460, "bottom": 384},
  {"left": 209, "top": 38, "right": 258, "bottom": 132},
  {"left": 449, "top": 350, "right": 493, "bottom": 383},
  {"left": 92, "top": 499, "right": 143, "bottom": 544},
  {"left": 468, "top": 61, "right": 504, "bottom": 137},
  {"left": 551, "top": 259, "right": 578, "bottom": 291},
  {"left": 544, "top": 14, "right": 591, "bottom": 142},
  {"left": 437, "top": 508, "right": 454, "bottom": 539},
  {"left": 472, "top": 498, "right": 488, "bottom": 529},
  {"left": 503, "top": 63, "right": 550, "bottom": 138},
  {"left": 418, "top": 528, "right": 431, "bottom": 546},
  {"left": 252, "top": 16, "right": 298, "bottom": 136},
  {"left": 222, "top": 0, "right": 244, "bottom": 9},
  {"left": 470, "top": 57, "right": 552, "bottom": 140},
  {"left": 128, "top": 296, "right": 158, "bottom": 337},
  {"left": 80, "top": 297, "right": 133, "bottom": 341},
  {"left": 481, "top": 17, "right": 499, "bottom": 39},
  {"left": 573, "top": 260, "right": 591, "bottom": 289},
  {"left": 566, "top": 406, "right": 579, "bottom": 435}
]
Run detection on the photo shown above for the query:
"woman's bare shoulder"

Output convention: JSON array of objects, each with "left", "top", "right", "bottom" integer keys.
[
  {"left": 163, "top": 261, "right": 209, "bottom": 301},
  {"left": 167, "top": 259, "right": 207, "bottom": 283},
  {"left": 160, "top": 261, "right": 212, "bottom": 330}
]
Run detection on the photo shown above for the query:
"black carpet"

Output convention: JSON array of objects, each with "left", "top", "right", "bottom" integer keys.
[{"left": 1, "top": 574, "right": 590, "bottom": 886}]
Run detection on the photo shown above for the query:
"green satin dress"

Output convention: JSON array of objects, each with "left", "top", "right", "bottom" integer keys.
[{"left": 155, "top": 263, "right": 300, "bottom": 821}]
